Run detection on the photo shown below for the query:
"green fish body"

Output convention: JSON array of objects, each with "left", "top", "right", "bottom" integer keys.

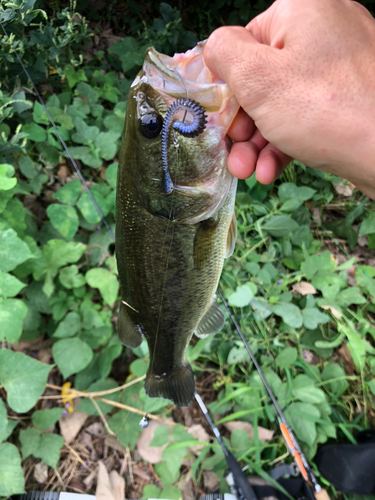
[{"left": 116, "top": 43, "right": 239, "bottom": 406}]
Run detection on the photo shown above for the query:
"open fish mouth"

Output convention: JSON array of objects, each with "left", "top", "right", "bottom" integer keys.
[{"left": 132, "top": 42, "right": 238, "bottom": 122}]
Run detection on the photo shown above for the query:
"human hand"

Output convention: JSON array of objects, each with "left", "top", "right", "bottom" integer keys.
[{"left": 204, "top": 0, "right": 375, "bottom": 199}]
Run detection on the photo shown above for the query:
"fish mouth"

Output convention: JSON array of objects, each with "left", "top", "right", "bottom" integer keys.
[{"left": 138, "top": 43, "right": 235, "bottom": 112}]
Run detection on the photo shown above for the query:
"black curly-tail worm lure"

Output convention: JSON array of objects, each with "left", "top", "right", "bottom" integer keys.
[{"left": 161, "top": 98, "right": 207, "bottom": 195}]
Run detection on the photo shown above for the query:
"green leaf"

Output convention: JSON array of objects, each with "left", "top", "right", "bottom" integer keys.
[
  {"left": 52, "top": 179, "right": 82, "bottom": 205},
  {"left": 43, "top": 239, "right": 86, "bottom": 277},
  {"left": 149, "top": 425, "right": 171, "bottom": 447},
  {"left": 0, "top": 298, "right": 28, "bottom": 343},
  {"left": 59, "top": 265, "right": 86, "bottom": 289},
  {"left": 0, "top": 398, "right": 7, "bottom": 441},
  {"left": 53, "top": 312, "right": 81, "bottom": 338},
  {"left": 76, "top": 82, "right": 98, "bottom": 105},
  {"left": 262, "top": 215, "right": 298, "bottom": 238},
  {"left": 162, "top": 445, "right": 186, "bottom": 477},
  {"left": 52, "top": 338, "right": 93, "bottom": 379},
  {"left": 107, "top": 410, "right": 141, "bottom": 448},
  {"left": 95, "top": 130, "right": 121, "bottom": 160},
  {"left": 359, "top": 213, "right": 375, "bottom": 235},
  {"left": 0, "top": 229, "right": 33, "bottom": 272},
  {"left": 0, "top": 443, "right": 25, "bottom": 496},
  {"left": 0, "top": 350, "right": 51, "bottom": 413},
  {"left": 301, "top": 251, "right": 335, "bottom": 280},
  {"left": 292, "top": 375, "right": 326, "bottom": 404},
  {"left": 0, "top": 271, "right": 25, "bottom": 298},
  {"left": 284, "top": 402, "right": 320, "bottom": 447},
  {"left": 72, "top": 118, "right": 100, "bottom": 144},
  {"left": 32, "top": 408, "right": 64, "bottom": 430},
  {"left": 78, "top": 379, "right": 119, "bottom": 415},
  {"left": 321, "top": 363, "right": 349, "bottom": 395},
  {"left": 275, "top": 347, "right": 297, "bottom": 370},
  {"left": 335, "top": 287, "right": 366, "bottom": 307},
  {"left": 77, "top": 190, "right": 108, "bottom": 223},
  {"left": 106, "top": 162, "right": 118, "bottom": 189},
  {"left": 143, "top": 485, "right": 162, "bottom": 498},
  {"left": 367, "top": 379, "right": 375, "bottom": 396},
  {"left": 272, "top": 303, "right": 303, "bottom": 328},
  {"left": 228, "top": 284, "right": 253, "bottom": 308},
  {"left": 19, "top": 427, "right": 41, "bottom": 459},
  {"left": 86, "top": 268, "right": 119, "bottom": 307},
  {"left": 0, "top": 164, "right": 17, "bottom": 190},
  {"left": 23, "top": 123, "right": 47, "bottom": 142},
  {"left": 47, "top": 204, "right": 79, "bottom": 240},
  {"left": 159, "top": 485, "right": 182, "bottom": 499},
  {"left": 155, "top": 461, "right": 180, "bottom": 486},
  {"left": 67, "top": 146, "right": 102, "bottom": 168},
  {"left": 34, "top": 433, "right": 64, "bottom": 468},
  {"left": 339, "top": 322, "right": 366, "bottom": 372},
  {"left": 302, "top": 307, "right": 330, "bottom": 330}
]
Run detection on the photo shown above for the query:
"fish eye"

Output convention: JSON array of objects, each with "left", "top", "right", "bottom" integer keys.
[{"left": 140, "top": 113, "right": 163, "bottom": 138}]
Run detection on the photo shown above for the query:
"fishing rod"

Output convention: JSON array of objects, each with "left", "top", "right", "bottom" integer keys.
[{"left": 2, "top": 22, "right": 330, "bottom": 500}]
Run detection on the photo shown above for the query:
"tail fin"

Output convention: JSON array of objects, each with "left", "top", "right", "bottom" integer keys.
[{"left": 145, "top": 363, "right": 195, "bottom": 407}]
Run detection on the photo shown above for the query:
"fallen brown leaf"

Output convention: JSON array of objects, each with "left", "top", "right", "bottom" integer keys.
[
  {"left": 96, "top": 461, "right": 125, "bottom": 500},
  {"left": 321, "top": 305, "right": 342, "bottom": 319},
  {"left": 224, "top": 421, "right": 274, "bottom": 442},
  {"left": 34, "top": 461, "right": 48, "bottom": 483},
  {"left": 203, "top": 471, "right": 220, "bottom": 492},
  {"left": 137, "top": 420, "right": 170, "bottom": 464},
  {"left": 291, "top": 281, "right": 317, "bottom": 296},
  {"left": 338, "top": 344, "right": 356, "bottom": 375},
  {"left": 333, "top": 182, "right": 355, "bottom": 197},
  {"left": 187, "top": 424, "right": 210, "bottom": 455},
  {"left": 59, "top": 410, "right": 89, "bottom": 444}
]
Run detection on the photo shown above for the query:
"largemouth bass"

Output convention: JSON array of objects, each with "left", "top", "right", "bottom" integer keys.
[{"left": 116, "top": 42, "right": 239, "bottom": 407}]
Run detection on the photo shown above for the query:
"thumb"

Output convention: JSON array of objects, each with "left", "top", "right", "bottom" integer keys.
[{"left": 203, "top": 26, "right": 280, "bottom": 114}]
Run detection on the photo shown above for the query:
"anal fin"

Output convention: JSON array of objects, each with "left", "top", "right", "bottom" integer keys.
[
  {"left": 117, "top": 304, "right": 142, "bottom": 348},
  {"left": 145, "top": 363, "right": 195, "bottom": 407},
  {"left": 194, "top": 299, "right": 225, "bottom": 339}
]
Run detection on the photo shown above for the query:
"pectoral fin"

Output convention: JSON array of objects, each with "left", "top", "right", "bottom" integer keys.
[
  {"left": 193, "top": 218, "right": 220, "bottom": 269},
  {"left": 117, "top": 304, "right": 143, "bottom": 348},
  {"left": 195, "top": 300, "right": 225, "bottom": 338},
  {"left": 225, "top": 211, "right": 237, "bottom": 258}
]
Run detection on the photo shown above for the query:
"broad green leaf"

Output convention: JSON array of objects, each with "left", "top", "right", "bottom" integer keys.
[
  {"left": 97, "top": 339, "right": 123, "bottom": 378},
  {"left": 67, "top": 146, "right": 102, "bottom": 168},
  {"left": 72, "top": 118, "right": 100, "bottom": 144},
  {"left": 52, "top": 179, "right": 82, "bottom": 205},
  {"left": 228, "top": 284, "right": 253, "bottom": 308},
  {"left": 2, "top": 197, "right": 26, "bottom": 235},
  {"left": 52, "top": 338, "right": 93, "bottom": 378},
  {"left": 143, "top": 485, "right": 162, "bottom": 498},
  {"left": 0, "top": 271, "right": 25, "bottom": 298},
  {"left": 149, "top": 424, "right": 171, "bottom": 447},
  {"left": 0, "top": 164, "right": 17, "bottom": 190},
  {"left": 78, "top": 379, "right": 119, "bottom": 415},
  {"left": 321, "top": 364, "right": 349, "bottom": 395},
  {"left": 284, "top": 402, "right": 319, "bottom": 447},
  {"left": 155, "top": 461, "right": 180, "bottom": 486},
  {"left": 33, "top": 101, "right": 49, "bottom": 125},
  {"left": 19, "top": 427, "right": 41, "bottom": 459},
  {"left": 34, "top": 433, "right": 64, "bottom": 468},
  {"left": 106, "top": 162, "right": 118, "bottom": 189},
  {"left": 359, "top": 213, "right": 375, "bottom": 235},
  {"left": 301, "top": 251, "right": 335, "bottom": 280},
  {"left": 23, "top": 123, "right": 47, "bottom": 142},
  {"left": 0, "top": 443, "right": 25, "bottom": 496},
  {"left": 76, "top": 82, "right": 98, "bottom": 105},
  {"left": 77, "top": 189, "right": 109, "bottom": 223},
  {"left": 0, "top": 298, "right": 28, "bottom": 343},
  {"left": 0, "top": 229, "right": 32, "bottom": 272},
  {"left": 227, "top": 345, "right": 249, "bottom": 364},
  {"left": 53, "top": 312, "right": 81, "bottom": 338},
  {"left": 162, "top": 445, "right": 186, "bottom": 477},
  {"left": 0, "top": 399, "right": 7, "bottom": 440},
  {"left": 47, "top": 204, "right": 79, "bottom": 240},
  {"left": 367, "top": 379, "right": 375, "bottom": 396},
  {"left": 43, "top": 239, "right": 86, "bottom": 277},
  {"left": 32, "top": 408, "right": 64, "bottom": 430},
  {"left": 0, "top": 350, "right": 51, "bottom": 413},
  {"left": 292, "top": 375, "right": 326, "bottom": 404},
  {"left": 159, "top": 485, "right": 182, "bottom": 499},
  {"left": 262, "top": 215, "right": 298, "bottom": 238},
  {"left": 95, "top": 130, "right": 121, "bottom": 160},
  {"left": 18, "top": 157, "right": 39, "bottom": 179},
  {"left": 86, "top": 268, "right": 119, "bottom": 307},
  {"left": 275, "top": 347, "right": 297, "bottom": 370},
  {"left": 272, "top": 303, "right": 303, "bottom": 328},
  {"left": 302, "top": 307, "right": 330, "bottom": 330},
  {"left": 335, "top": 287, "right": 366, "bottom": 307},
  {"left": 59, "top": 265, "right": 86, "bottom": 289},
  {"left": 339, "top": 322, "right": 366, "bottom": 372},
  {"left": 173, "top": 423, "right": 193, "bottom": 443},
  {"left": 107, "top": 410, "right": 141, "bottom": 448}
]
